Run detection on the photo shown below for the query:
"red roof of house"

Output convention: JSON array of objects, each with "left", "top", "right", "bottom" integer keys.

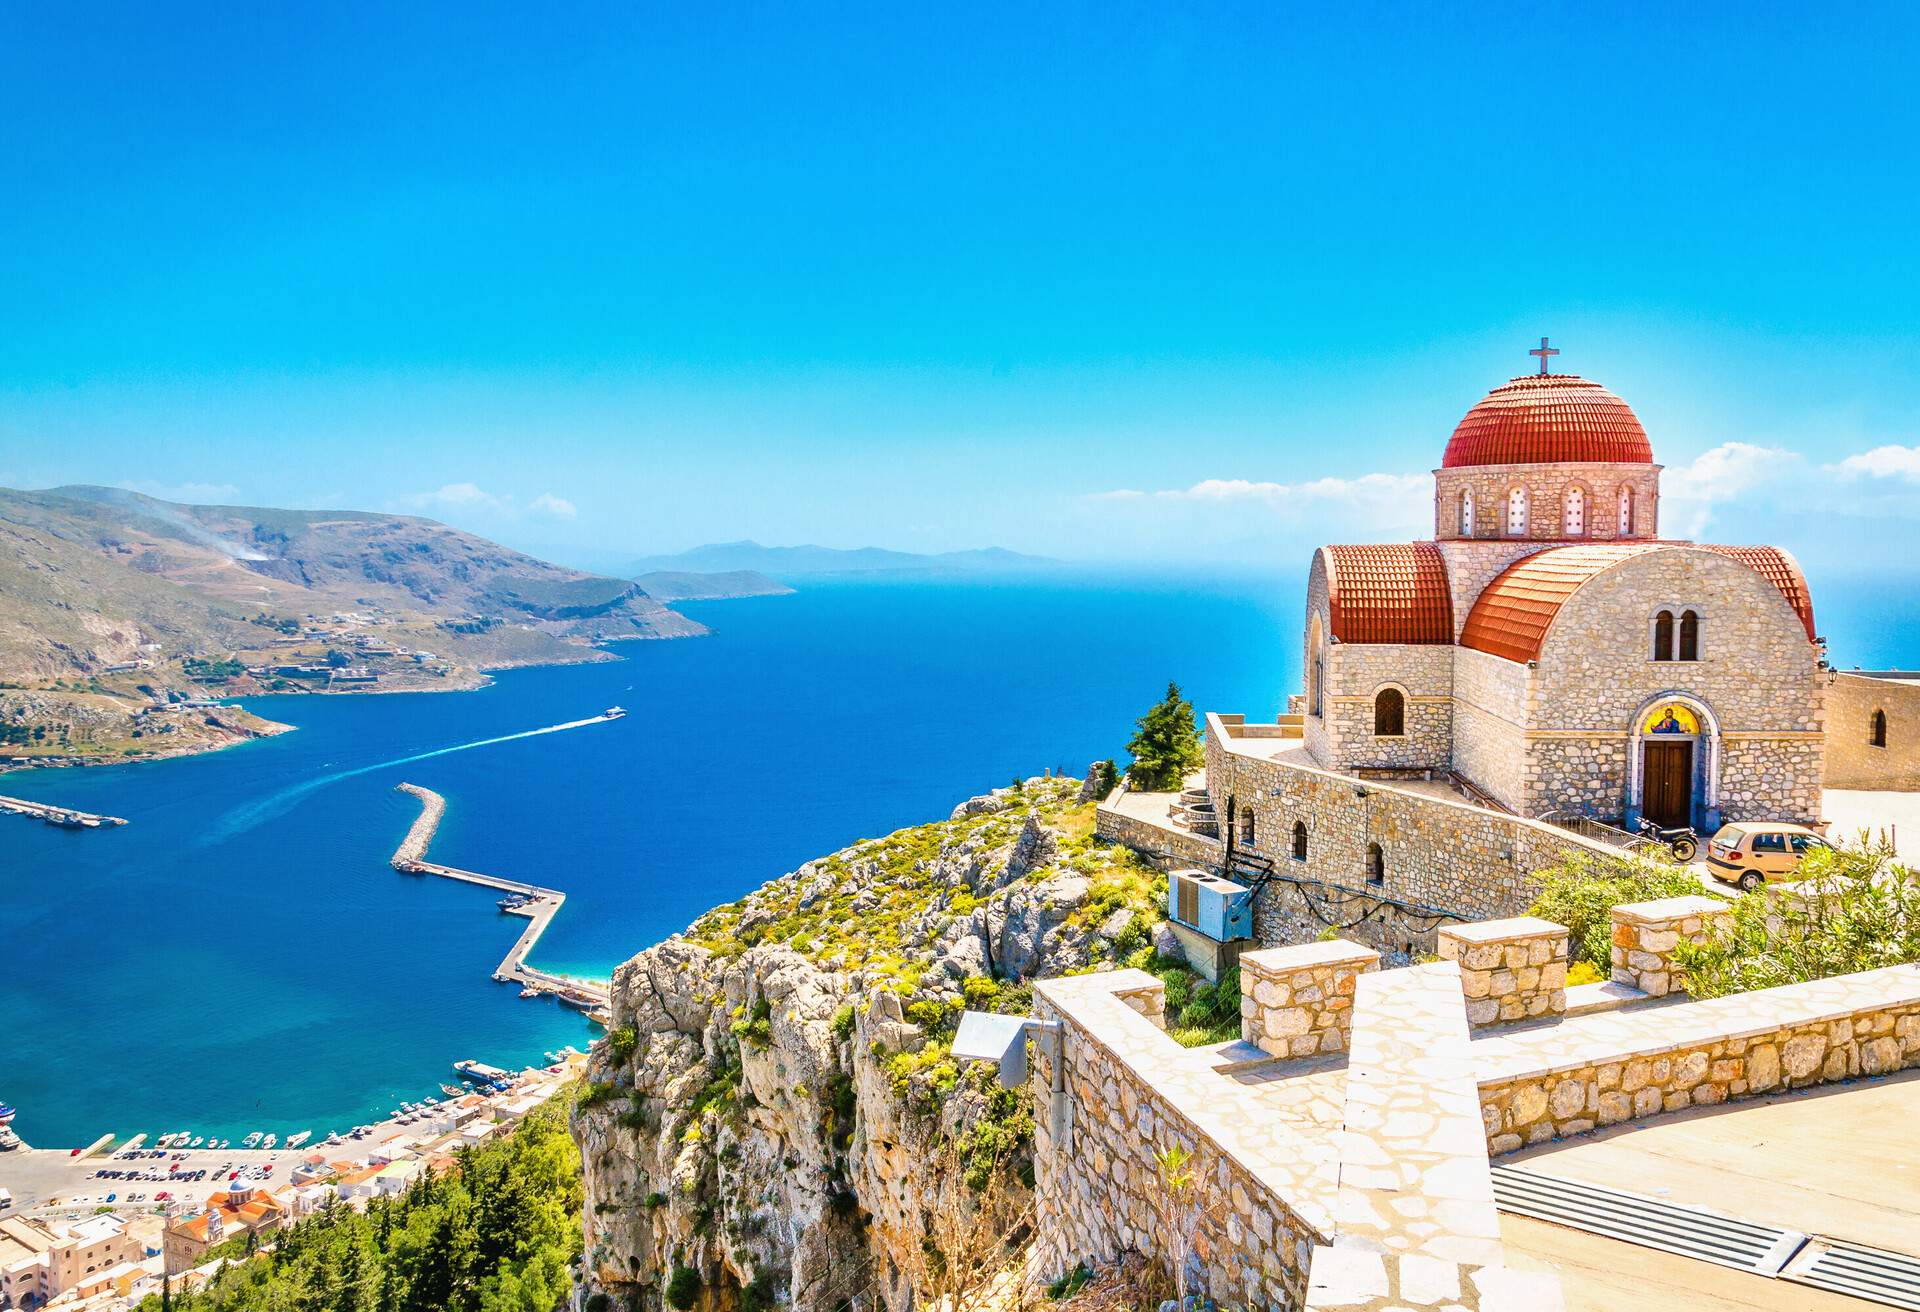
[
  {"left": 1442, "top": 374, "right": 1654, "bottom": 469},
  {"left": 1460, "top": 543, "right": 1817, "bottom": 662},
  {"left": 1320, "top": 543, "right": 1454, "bottom": 644}
]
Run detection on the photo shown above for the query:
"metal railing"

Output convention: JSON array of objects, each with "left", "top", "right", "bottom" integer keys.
[{"left": 1539, "top": 809, "right": 1658, "bottom": 855}]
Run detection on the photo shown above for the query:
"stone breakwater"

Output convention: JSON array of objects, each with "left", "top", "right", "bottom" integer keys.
[{"left": 391, "top": 782, "right": 446, "bottom": 866}]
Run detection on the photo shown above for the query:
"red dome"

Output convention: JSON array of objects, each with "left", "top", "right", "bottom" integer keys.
[{"left": 1442, "top": 374, "right": 1653, "bottom": 469}]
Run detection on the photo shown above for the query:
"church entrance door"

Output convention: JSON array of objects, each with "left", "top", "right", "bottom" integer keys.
[{"left": 1642, "top": 740, "right": 1694, "bottom": 829}]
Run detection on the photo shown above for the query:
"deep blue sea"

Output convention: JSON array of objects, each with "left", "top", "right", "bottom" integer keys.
[
  {"left": 0, "top": 574, "right": 1299, "bottom": 1148},
  {"left": 3, "top": 567, "right": 1915, "bottom": 1148}
]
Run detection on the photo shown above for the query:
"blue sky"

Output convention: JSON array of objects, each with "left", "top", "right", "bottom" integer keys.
[{"left": 3, "top": 3, "right": 1919, "bottom": 570}]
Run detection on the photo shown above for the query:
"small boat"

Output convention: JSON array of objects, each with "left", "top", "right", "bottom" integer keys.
[
  {"left": 242, "top": 1133, "right": 262, "bottom": 1149},
  {"left": 285, "top": 1131, "right": 310, "bottom": 1149},
  {"left": 322, "top": 1133, "right": 341, "bottom": 1146},
  {"left": 600, "top": 706, "right": 626, "bottom": 720},
  {"left": 440, "top": 1084, "right": 465, "bottom": 1098},
  {"left": 519, "top": 987, "right": 540, "bottom": 998},
  {"left": 261, "top": 1134, "right": 277, "bottom": 1150},
  {"left": 190, "top": 1137, "right": 203, "bottom": 1148}
]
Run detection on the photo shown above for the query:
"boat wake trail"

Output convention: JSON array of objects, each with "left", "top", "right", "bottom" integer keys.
[{"left": 209, "top": 715, "right": 614, "bottom": 843}]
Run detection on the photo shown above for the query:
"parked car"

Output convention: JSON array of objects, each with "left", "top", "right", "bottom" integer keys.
[{"left": 1705, "top": 821, "right": 1834, "bottom": 891}]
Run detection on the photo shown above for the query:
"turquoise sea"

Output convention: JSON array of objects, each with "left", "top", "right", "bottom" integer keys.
[
  {"left": 0, "top": 574, "right": 1298, "bottom": 1148},
  {"left": 3, "top": 568, "right": 1915, "bottom": 1149}
]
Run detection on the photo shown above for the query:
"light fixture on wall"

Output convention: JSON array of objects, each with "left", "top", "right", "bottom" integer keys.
[{"left": 953, "top": 1011, "right": 1069, "bottom": 1139}]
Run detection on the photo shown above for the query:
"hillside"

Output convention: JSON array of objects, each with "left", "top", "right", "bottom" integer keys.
[
  {"left": 634, "top": 568, "right": 794, "bottom": 601},
  {"left": 622, "top": 540, "right": 1056, "bottom": 580},
  {"left": 0, "top": 485, "right": 713, "bottom": 766},
  {"left": 572, "top": 774, "right": 1237, "bottom": 1312}
]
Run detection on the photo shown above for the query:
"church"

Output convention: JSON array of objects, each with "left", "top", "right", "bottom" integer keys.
[{"left": 1298, "top": 345, "right": 1823, "bottom": 834}]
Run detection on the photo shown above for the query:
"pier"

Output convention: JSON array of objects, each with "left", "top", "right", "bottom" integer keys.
[
  {"left": 0, "top": 794, "right": 128, "bottom": 829},
  {"left": 390, "top": 783, "right": 610, "bottom": 1017}
]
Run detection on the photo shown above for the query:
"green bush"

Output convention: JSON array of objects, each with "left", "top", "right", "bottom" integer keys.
[
  {"left": 730, "top": 998, "right": 773, "bottom": 1048},
  {"left": 605, "top": 1025, "right": 638, "bottom": 1064},
  {"left": 1674, "top": 838, "right": 1919, "bottom": 997},
  {"left": 1046, "top": 1263, "right": 1093, "bottom": 1300},
  {"left": 1526, "top": 851, "right": 1701, "bottom": 967},
  {"left": 829, "top": 1003, "right": 857, "bottom": 1041},
  {"left": 666, "top": 1265, "right": 702, "bottom": 1311},
  {"left": 1123, "top": 946, "right": 1241, "bottom": 1047}
]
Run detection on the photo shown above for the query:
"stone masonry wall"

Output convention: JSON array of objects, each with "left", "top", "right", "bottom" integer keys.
[
  {"left": 1436, "top": 917, "right": 1567, "bottom": 1027},
  {"left": 1476, "top": 964, "right": 1920, "bottom": 1154},
  {"left": 1094, "top": 796, "right": 1223, "bottom": 872},
  {"left": 1240, "top": 941, "right": 1380, "bottom": 1058},
  {"left": 1031, "top": 973, "right": 1323, "bottom": 1312},
  {"left": 1303, "top": 555, "right": 1333, "bottom": 767},
  {"left": 1433, "top": 540, "right": 1550, "bottom": 642},
  {"left": 1610, "top": 896, "right": 1729, "bottom": 998},
  {"left": 1206, "top": 719, "right": 1614, "bottom": 938},
  {"left": 1321, "top": 643, "right": 1454, "bottom": 771},
  {"left": 1825, "top": 671, "right": 1920, "bottom": 791},
  {"left": 1450, "top": 647, "right": 1531, "bottom": 812},
  {"left": 1529, "top": 547, "right": 1824, "bottom": 823},
  {"left": 1433, "top": 462, "right": 1661, "bottom": 544}
]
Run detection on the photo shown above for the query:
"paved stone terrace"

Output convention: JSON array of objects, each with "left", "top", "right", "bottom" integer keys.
[{"left": 1033, "top": 910, "right": 1920, "bottom": 1311}]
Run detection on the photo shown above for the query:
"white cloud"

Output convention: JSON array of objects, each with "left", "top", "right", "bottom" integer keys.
[
  {"left": 1829, "top": 444, "right": 1920, "bottom": 482},
  {"left": 1092, "top": 472, "right": 1429, "bottom": 529},
  {"left": 1658, "top": 442, "right": 1800, "bottom": 537},
  {"left": 529, "top": 492, "right": 578, "bottom": 519},
  {"left": 116, "top": 479, "right": 245, "bottom": 504},
  {"left": 397, "top": 482, "right": 512, "bottom": 514}
]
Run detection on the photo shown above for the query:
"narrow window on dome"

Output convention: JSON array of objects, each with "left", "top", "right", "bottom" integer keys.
[
  {"left": 1653, "top": 609, "right": 1674, "bottom": 661},
  {"left": 1506, "top": 487, "right": 1528, "bottom": 537},
  {"left": 1458, "top": 489, "right": 1474, "bottom": 536},
  {"left": 1564, "top": 486, "right": 1585, "bottom": 536},
  {"left": 1618, "top": 487, "right": 1634, "bottom": 536},
  {"left": 1373, "top": 688, "right": 1404, "bottom": 737},
  {"left": 1678, "top": 609, "right": 1699, "bottom": 661}
]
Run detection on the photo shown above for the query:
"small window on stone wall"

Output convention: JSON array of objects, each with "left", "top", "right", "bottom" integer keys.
[
  {"left": 1678, "top": 609, "right": 1700, "bottom": 661},
  {"left": 1506, "top": 486, "right": 1529, "bottom": 537},
  {"left": 1291, "top": 821, "right": 1308, "bottom": 861},
  {"left": 1564, "top": 486, "right": 1586, "bottom": 536},
  {"left": 1458, "top": 489, "right": 1474, "bottom": 536},
  {"left": 1373, "top": 687, "right": 1405, "bottom": 737},
  {"left": 1872, "top": 709, "right": 1888, "bottom": 748},
  {"left": 1365, "top": 842, "right": 1385, "bottom": 885},
  {"left": 1239, "top": 806, "right": 1256, "bottom": 847},
  {"left": 1618, "top": 486, "right": 1634, "bottom": 536},
  {"left": 1653, "top": 609, "right": 1674, "bottom": 661}
]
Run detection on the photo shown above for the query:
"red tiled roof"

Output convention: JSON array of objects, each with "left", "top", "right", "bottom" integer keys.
[
  {"left": 1698, "top": 545, "right": 1816, "bottom": 639},
  {"left": 1442, "top": 374, "right": 1654, "bottom": 468},
  {"left": 1320, "top": 543, "right": 1453, "bottom": 644},
  {"left": 1460, "top": 543, "right": 1818, "bottom": 662}
]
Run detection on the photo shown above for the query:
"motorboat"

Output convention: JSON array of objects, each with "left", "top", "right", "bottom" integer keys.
[
  {"left": 242, "top": 1133, "right": 262, "bottom": 1149},
  {"left": 600, "top": 706, "right": 626, "bottom": 720},
  {"left": 261, "top": 1134, "right": 277, "bottom": 1150}
]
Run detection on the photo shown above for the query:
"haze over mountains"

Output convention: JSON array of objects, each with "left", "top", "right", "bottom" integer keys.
[{"left": 621, "top": 539, "right": 1056, "bottom": 579}]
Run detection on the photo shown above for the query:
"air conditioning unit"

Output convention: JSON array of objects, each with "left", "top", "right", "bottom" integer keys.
[{"left": 1166, "top": 869, "right": 1254, "bottom": 943}]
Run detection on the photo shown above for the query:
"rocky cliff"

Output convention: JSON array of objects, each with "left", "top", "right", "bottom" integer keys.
[{"left": 572, "top": 775, "right": 1230, "bottom": 1312}]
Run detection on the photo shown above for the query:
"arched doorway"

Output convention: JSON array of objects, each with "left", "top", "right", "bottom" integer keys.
[{"left": 1626, "top": 694, "right": 1722, "bottom": 832}]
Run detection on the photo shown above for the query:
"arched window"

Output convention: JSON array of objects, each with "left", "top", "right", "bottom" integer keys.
[
  {"left": 1872, "top": 709, "right": 1888, "bottom": 748},
  {"left": 1506, "top": 486, "right": 1529, "bottom": 537},
  {"left": 1563, "top": 486, "right": 1586, "bottom": 536},
  {"left": 1365, "top": 842, "right": 1385, "bottom": 885},
  {"left": 1458, "top": 489, "right": 1474, "bottom": 536},
  {"left": 1653, "top": 609, "right": 1674, "bottom": 661},
  {"left": 1291, "top": 821, "right": 1308, "bottom": 861},
  {"left": 1373, "top": 687, "right": 1405, "bottom": 737},
  {"left": 1618, "top": 487, "right": 1634, "bottom": 536},
  {"left": 1308, "top": 616, "right": 1324, "bottom": 718},
  {"left": 1678, "top": 610, "right": 1700, "bottom": 661},
  {"left": 1239, "top": 806, "right": 1256, "bottom": 847}
]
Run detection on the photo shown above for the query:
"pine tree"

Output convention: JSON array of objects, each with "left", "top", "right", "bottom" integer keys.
[{"left": 1125, "top": 682, "right": 1203, "bottom": 791}]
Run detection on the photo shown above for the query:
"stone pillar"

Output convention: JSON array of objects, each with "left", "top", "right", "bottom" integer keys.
[
  {"left": 1239, "top": 939, "right": 1380, "bottom": 1058},
  {"left": 1435, "top": 916, "right": 1570, "bottom": 1027},
  {"left": 1610, "top": 896, "right": 1733, "bottom": 998},
  {"left": 1111, "top": 979, "right": 1167, "bottom": 1030}
]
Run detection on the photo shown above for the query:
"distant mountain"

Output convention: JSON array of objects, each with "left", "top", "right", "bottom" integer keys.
[
  {"left": 622, "top": 540, "right": 1057, "bottom": 580},
  {"left": 634, "top": 570, "right": 794, "bottom": 602},
  {"left": 0, "top": 485, "right": 704, "bottom": 682}
]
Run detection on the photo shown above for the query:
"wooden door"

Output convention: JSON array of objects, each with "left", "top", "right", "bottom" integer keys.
[{"left": 1643, "top": 741, "right": 1694, "bottom": 829}]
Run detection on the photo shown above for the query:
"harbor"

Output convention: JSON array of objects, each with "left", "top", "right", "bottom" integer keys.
[
  {"left": 0, "top": 793, "right": 128, "bottom": 828},
  {"left": 390, "top": 782, "right": 611, "bottom": 1019}
]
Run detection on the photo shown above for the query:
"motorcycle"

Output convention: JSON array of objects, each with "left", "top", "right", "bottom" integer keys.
[{"left": 1636, "top": 818, "right": 1699, "bottom": 862}]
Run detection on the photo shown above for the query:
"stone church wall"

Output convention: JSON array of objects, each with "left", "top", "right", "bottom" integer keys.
[
  {"left": 1450, "top": 647, "right": 1531, "bottom": 812},
  {"left": 1205, "top": 721, "right": 1610, "bottom": 953},
  {"left": 1434, "top": 540, "right": 1547, "bottom": 640},
  {"left": 1320, "top": 642, "right": 1452, "bottom": 770},
  {"left": 1825, "top": 671, "right": 1920, "bottom": 791},
  {"left": 1301, "top": 560, "right": 1333, "bottom": 766},
  {"left": 1530, "top": 548, "right": 1824, "bottom": 824},
  {"left": 1433, "top": 460, "right": 1661, "bottom": 544}
]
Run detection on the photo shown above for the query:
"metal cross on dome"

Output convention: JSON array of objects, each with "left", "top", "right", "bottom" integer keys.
[{"left": 1530, "top": 336, "right": 1560, "bottom": 375}]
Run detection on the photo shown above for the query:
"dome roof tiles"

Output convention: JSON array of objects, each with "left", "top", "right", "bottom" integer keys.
[
  {"left": 1321, "top": 543, "right": 1453, "bottom": 645},
  {"left": 1442, "top": 374, "right": 1654, "bottom": 469}
]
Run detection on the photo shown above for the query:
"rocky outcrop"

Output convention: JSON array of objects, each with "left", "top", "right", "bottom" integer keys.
[{"left": 572, "top": 777, "right": 1167, "bottom": 1312}]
